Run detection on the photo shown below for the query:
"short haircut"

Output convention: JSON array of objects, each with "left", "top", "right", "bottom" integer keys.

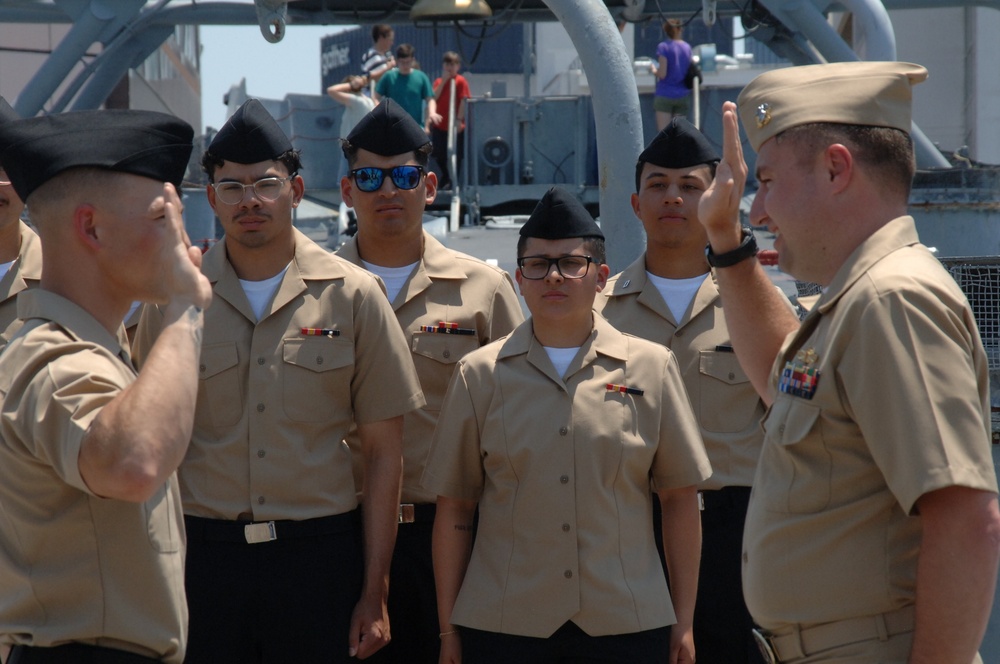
[
  {"left": 443, "top": 51, "right": 462, "bottom": 65},
  {"left": 516, "top": 235, "right": 607, "bottom": 266},
  {"left": 396, "top": 43, "right": 416, "bottom": 60},
  {"left": 372, "top": 24, "right": 393, "bottom": 42},
  {"left": 26, "top": 167, "right": 115, "bottom": 228},
  {"left": 776, "top": 123, "right": 915, "bottom": 199},
  {"left": 340, "top": 141, "right": 432, "bottom": 170},
  {"left": 200, "top": 148, "right": 303, "bottom": 183}
]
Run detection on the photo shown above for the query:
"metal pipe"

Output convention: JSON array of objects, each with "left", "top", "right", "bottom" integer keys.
[
  {"left": 14, "top": 0, "right": 128, "bottom": 116},
  {"left": 542, "top": 0, "right": 645, "bottom": 272}
]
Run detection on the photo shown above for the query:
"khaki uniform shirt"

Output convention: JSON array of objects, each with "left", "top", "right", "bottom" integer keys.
[
  {"left": 337, "top": 231, "right": 523, "bottom": 503},
  {"left": 422, "top": 315, "right": 712, "bottom": 638},
  {"left": 744, "top": 217, "right": 998, "bottom": 631},
  {"left": 0, "top": 290, "right": 186, "bottom": 662},
  {"left": 133, "top": 229, "right": 424, "bottom": 520},
  {"left": 596, "top": 257, "right": 766, "bottom": 489},
  {"left": 0, "top": 222, "right": 42, "bottom": 348}
]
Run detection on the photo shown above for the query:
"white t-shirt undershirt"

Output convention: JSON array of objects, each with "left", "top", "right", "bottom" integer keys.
[
  {"left": 240, "top": 263, "right": 290, "bottom": 321},
  {"left": 362, "top": 260, "right": 419, "bottom": 303},
  {"left": 544, "top": 346, "right": 580, "bottom": 378},
  {"left": 646, "top": 272, "right": 708, "bottom": 323}
]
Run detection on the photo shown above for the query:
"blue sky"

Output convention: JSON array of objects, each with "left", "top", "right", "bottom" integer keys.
[{"left": 200, "top": 24, "right": 352, "bottom": 133}]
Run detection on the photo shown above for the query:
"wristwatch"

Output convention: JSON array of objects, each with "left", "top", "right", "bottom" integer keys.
[{"left": 705, "top": 227, "right": 758, "bottom": 268}]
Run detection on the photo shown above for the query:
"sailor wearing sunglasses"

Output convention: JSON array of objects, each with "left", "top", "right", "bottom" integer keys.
[{"left": 337, "top": 99, "right": 523, "bottom": 664}]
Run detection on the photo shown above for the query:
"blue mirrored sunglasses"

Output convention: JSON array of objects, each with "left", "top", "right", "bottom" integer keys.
[{"left": 350, "top": 165, "right": 424, "bottom": 193}]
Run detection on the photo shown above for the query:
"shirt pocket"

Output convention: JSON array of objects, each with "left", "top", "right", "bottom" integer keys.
[
  {"left": 410, "top": 333, "right": 480, "bottom": 411},
  {"left": 761, "top": 397, "right": 829, "bottom": 514},
  {"left": 282, "top": 337, "right": 354, "bottom": 422},
  {"left": 698, "top": 350, "right": 759, "bottom": 432},
  {"left": 198, "top": 342, "right": 242, "bottom": 428}
]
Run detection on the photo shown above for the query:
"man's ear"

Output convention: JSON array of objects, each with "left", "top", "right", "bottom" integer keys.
[
  {"left": 825, "top": 143, "right": 854, "bottom": 194},
  {"left": 73, "top": 204, "right": 101, "bottom": 250}
]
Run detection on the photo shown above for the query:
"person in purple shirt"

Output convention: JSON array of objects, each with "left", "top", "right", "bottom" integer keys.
[{"left": 651, "top": 19, "right": 693, "bottom": 131}]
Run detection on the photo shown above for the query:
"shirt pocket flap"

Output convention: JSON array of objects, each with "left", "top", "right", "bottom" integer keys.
[
  {"left": 282, "top": 337, "right": 353, "bottom": 374},
  {"left": 199, "top": 342, "right": 239, "bottom": 380},
  {"left": 699, "top": 350, "right": 750, "bottom": 386},
  {"left": 411, "top": 332, "right": 479, "bottom": 366}
]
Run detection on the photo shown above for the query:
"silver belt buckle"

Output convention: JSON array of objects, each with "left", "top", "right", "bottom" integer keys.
[
  {"left": 752, "top": 629, "right": 779, "bottom": 664},
  {"left": 398, "top": 504, "right": 415, "bottom": 524},
  {"left": 244, "top": 521, "right": 277, "bottom": 544}
]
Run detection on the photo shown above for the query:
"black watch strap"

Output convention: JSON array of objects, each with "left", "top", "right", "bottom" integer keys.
[{"left": 705, "top": 227, "right": 758, "bottom": 268}]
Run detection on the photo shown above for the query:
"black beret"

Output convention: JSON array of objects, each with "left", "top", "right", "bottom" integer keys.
[
  {"left": 207, "top": 99, "right": 292, "bottom": 164},
  {"left": 0, "top": 109, "right": 194, "bottom": 202},
  {"left": 637, "top": 117, "right": 719, "bottom": 177},
  {"left": 520, "top": 186, "right": 603, "bottom": 240},
  {"left": 346, "top": 98, "right": 431, "bottom": 155}
]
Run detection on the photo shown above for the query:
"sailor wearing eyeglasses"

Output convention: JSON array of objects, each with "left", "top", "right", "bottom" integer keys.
[
  {"left": 336, "top": 98, "right": 523, "bottom": 664},
  {"left": 0, "top": 97, "right": 41, "bottom": 352},
  {"left": 131, "top": 98, "right": 425, "bottom": 664},
  {"left": 424, "top": 186, "right": 710, "bottom": 664}
]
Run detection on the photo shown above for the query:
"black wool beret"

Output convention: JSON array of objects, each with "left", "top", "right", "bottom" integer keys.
[
  {"left": 207, "top": 98, "right": 292, "bottom": 164},
  {"left": 346, "top": 98, "right": 431, "bottom": 155},
  {"left": 520, "top": 186, "right": 603, "bottom": 240},
  {"left": 0, "top": 109, "right": 194, "bottom": 201}
]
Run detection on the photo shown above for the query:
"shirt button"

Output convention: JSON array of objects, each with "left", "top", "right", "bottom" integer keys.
[
  {"left": 443, "top": 349, "right": 451, "bottom": 359},
  {"left": 257, "top": 496, "right": 265, "bottom": 505},
  {"left": 257, "top": 403, "right": 265, "bottom": 413},
  {"left": 564, "top": 570, "right": 573, "bottom": 579},
  {"left": 199, "top": 364, "right": 206, "bottom": 373},
  {"left": 257, "top": 357, "right": 265, "bottom": 365},
  {"left": 316, "top": 356, "right": 323, "bottom": 365},
  {"left": 778, "top": 424, "right": 785, "bottom": 435},
  {"left": 675, "top": 330, "right": 684, "bottom": 337},
  {"left": 560, "top": 475, "right": 569, "bottom": 484},
  {"left": 257, "top": 449, "right": 266, "bottom": 458},
  {"left": 559, "top": 427, "right": 568, "bottom": 436},
  {"left": 729, "top": 372, "right": 736, "bottom": 380},
  {"left": 561, "top": 523, "right": 570, "bottom": 532}
]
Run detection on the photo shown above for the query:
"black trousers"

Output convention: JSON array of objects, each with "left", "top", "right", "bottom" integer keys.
[
  {"left": 654, "top": 487, "right": 764, "bottom": 664},
  {"left": 365, "top": 503, "right": 440, "bottom": 664},
  {"left": 460, "top": 622, "right": 670, "bottom": 664},
  {"left": 182, "top": 511, "right": 363, "bottom": 664}
]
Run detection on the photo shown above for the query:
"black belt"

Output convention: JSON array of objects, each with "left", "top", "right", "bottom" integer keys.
[
  {"left": 7, "top": 644, "right": 160, "bottom": 664},
  {"left": 184, "top": 509, "right": 359, "bottom": 544},
  {"left": 398, "top": 503, "right": 436, "bottom": 524}
]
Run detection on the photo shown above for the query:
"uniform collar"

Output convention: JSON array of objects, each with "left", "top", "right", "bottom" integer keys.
[
  {"left": 602, "top": 251, "right": 719, "bottom": 325},
  {"left": 338, "top": 230, "right": 466, "bottom": 308},
  {"left": 204, "top": 227, "right": 349, "bottom": 322},
  {"left": 814, "top": 216, "right": 921, "bottom": 314},
  {"left": 497, "top": 312, "right": 628, "bottom": 364}
]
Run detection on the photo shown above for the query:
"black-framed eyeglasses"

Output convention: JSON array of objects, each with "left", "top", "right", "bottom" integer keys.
[
  {"left": 350, "top": 166, "right": 424, "bottom": 193},
  {"left": 212, "top": 176, "right": 293, "bottom": 205},
  {"left": 517, "top": 255, "right": 594, "bottom": 280}
]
